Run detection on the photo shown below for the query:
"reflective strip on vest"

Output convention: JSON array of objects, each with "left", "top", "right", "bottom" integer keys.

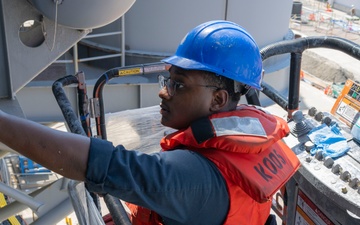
[{"left": 211, "top": 116, "right": 267, "bottom": 137}]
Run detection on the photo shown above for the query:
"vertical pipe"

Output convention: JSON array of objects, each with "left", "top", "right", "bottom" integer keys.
[
  {"left": 139, "top": 85, "right": 142, "bottom": 108},
  {"left": 288, "top": 52, "right": 302, "bottom": 118},
  {"left": 284, "top": 177, "right": 300, "bottom": 225},
  {"left": 73, "top": 44, "right": 79, "bottom": 73},
  {"left": 121, "top": 15, "right": 125, "bottom": 67},
  {"left": 224, "top": 0, "right": 228, "bottom": 20}
]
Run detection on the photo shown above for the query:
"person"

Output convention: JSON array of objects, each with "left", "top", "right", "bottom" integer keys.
[
  {"left": 0, "top": 20, "right": 299, "bottom": 224},
  {"left": 350, "top": 5, "right": 356, "bottom": 17}
]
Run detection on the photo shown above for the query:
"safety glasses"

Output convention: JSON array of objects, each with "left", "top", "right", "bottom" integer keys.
[{"left": 158, "top": 75, "right": 221, "bottom": 96}]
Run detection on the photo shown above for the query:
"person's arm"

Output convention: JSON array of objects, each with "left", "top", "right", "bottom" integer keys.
[
  {"left": 86, "top": 138, "right": 229, "bottom": 224},
  {"left": 0, "top": 111, "right": 90, "bottom": 181}
]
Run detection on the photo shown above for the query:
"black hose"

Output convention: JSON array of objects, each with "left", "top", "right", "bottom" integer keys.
[
  {"left": 52, "top": 74, "right": 132, "bottom": 225},
  {"left": 52, "top": 75, "right": 86, "bottom": 136},
  {"left": 261, "top": 36, "right": 360, "bottom": 61},
  {"left": 260, "top": 36, "right": 360, "bottom": 114},
  {"left": 104, "top": 195, "right": 131, "bottom": 225}
]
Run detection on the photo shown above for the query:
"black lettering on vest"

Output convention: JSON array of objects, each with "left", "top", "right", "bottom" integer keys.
[
  {"left": 269, "top": 152, "right": 283, "bottom": 169},
  {"left": 254, "top": 147, "right": 290, "bottom": 182},
  {"left": 264, "top": 157, "right": 277, "bottom": 174},
  {"left": 254, "top": 163, "right": 272, "bottom": 182},
  {"left": 274, "top": 149, "right": 286, "bottom": 164}
]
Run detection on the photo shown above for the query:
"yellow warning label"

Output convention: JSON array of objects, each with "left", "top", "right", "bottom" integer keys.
[
  {"left": 118, "top": 68, "right": 142, "bottom": 76},
  {"left": 0, "top": 192, "right": 7, "bottom": 207},
  {"left": 331, "top": 79, "right": 360, "bottom": 127}
]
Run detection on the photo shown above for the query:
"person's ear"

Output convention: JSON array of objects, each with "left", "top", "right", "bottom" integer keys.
[{"left": 210, "top": 89, "right": 228, "bottom": 112}]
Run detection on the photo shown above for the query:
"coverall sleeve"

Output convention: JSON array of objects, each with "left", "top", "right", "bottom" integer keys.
[{"left": 85, "top": 137, "right": 229, "bottom": 225}]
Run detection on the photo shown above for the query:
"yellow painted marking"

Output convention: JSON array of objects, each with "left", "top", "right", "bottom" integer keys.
[
  {"left": 118, "top": 68, "right": 142, "bottom": 76},
  {"left": 0, "top": 192, "right": 7, "bottom": 207},
  {"left": 1, "top": 192, "right": 23, "bottom": 224},
  {"left": 8, "top": 216, "right": 21, "bottom": 225}
]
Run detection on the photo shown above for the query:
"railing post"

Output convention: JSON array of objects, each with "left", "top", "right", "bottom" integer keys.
[
  {"left": 73, "top": 44, "right": 79, "bottom": 73},
  {"left": 121, "top": 15, "right": 125, "bottom": 67}
]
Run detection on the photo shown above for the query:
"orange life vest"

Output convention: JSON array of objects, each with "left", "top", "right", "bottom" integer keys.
[
  {"left": 128, "top": 105, "right": 300, "bottom": 225},
  {"left": 126, "top": 203, "right": 164, "bottom": 225}
]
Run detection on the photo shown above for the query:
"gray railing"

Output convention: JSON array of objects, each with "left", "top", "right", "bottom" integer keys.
[{"left": 55, "top": 16, "right": 125, "bottom": 73}]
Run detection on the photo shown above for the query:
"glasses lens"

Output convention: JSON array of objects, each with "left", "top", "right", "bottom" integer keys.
[
  {"left": 158, "top": 75, "right": 173, "bottom": 96},
  {"left": 158, "top": 75, "right": 165, "bottom": 89},
  {"left": 167, "top": 79, "right": 175, "bottom": 96}
]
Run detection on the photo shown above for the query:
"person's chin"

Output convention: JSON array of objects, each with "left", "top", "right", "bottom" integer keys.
[
  {"left": 160, "top": 118, "right": 177, "bottom": 130},
  {"left": 160, "top": 117, "right": 169, "bottom": 126}
]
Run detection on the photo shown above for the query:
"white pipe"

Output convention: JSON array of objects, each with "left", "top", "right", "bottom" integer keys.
[
  {"left": 85, "top": 31, "right": 122, "bottom": 39},
  {"left": 30, "top": 198, "right": 74, "bottom": 225},
  {"left": 0, "top": 182, "right": 43, "bottom": 210},
  {"left": 0, "top": 200, "right": 29, "bottom": 221}
]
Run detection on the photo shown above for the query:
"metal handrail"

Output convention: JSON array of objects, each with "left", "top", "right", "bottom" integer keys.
[
  {"left": 260, "top": 35, "right": 360, "bottom": 118},
  {"left": 55, "top": 16, "right": 125, "bottom": 73},
  {"left": 0, "top": 181, "right": 43, "bottom": 211}
]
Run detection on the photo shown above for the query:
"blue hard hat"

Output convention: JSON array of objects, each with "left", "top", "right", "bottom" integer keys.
[{"left": 162, "top": 20, "right": 263, "bottom": 90}]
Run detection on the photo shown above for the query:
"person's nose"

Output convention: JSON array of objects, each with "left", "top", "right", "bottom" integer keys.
[{"left": 158, "top": 86, "right": 171, "bottom": 100}]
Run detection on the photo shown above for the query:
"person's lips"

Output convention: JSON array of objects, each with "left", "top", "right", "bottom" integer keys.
[{"left": 160, "top": 102, "right": 170, "bottom": 115}]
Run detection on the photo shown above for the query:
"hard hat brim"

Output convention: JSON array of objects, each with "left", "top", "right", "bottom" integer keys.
[
  {"left": 162, "top": 55, "right": 209, "bottom": 71},
  {"left": 162, "top": 55, "right": 262, "bottom": 90}
]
